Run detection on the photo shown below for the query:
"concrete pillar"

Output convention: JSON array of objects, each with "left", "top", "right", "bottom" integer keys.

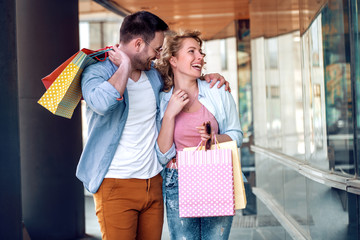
[
  {"left": 16, "top": 0, "right": 85, "bottom": 239},
  {"left": 0, "top": 1, "right": 22, "bottom": 239}
]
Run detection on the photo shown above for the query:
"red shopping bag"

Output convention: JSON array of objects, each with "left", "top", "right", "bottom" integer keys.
[
  {"left": 41, "top": 48, "right": 111, "bottom": 89},
  {"left": 38, "top": 47, "right": 112, "bottom": 119}
]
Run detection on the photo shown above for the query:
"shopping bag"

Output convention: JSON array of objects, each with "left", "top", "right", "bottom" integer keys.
[
  {"left": 177, "top": 142, "right": 235, "bottom": 218},
  {"left": 184, "top": 140, "right": 246, "bottom": 210},
  {"left": 37, "top": 47, "right": 112, "bottom": 119}
]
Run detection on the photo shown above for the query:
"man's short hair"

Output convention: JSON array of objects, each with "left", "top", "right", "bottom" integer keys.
[{"left": 120, "top": 11, "right": 169, "bottom": 44}]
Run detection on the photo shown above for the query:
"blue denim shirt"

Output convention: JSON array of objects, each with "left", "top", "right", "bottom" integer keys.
[{"left": 76, "top": 59, "right": 175, "bottom": 193}]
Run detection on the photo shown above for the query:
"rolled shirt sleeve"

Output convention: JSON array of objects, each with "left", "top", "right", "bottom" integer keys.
[{"left": 81, "top": 60, "right": 123, "bottom": 116}]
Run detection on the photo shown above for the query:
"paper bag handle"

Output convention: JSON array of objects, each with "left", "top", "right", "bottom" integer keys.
[{"left": 194, "top": 133, "right": 219, "bottom": 151}]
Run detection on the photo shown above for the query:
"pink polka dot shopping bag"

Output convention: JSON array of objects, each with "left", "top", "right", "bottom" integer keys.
[{"left": 178, "top": 139, "right": 246, "bottom": 218}]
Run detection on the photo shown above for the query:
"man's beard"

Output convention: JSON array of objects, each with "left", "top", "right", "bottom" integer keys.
[{"left": 133, "top": 54, "right": 152, "bottom": 71}]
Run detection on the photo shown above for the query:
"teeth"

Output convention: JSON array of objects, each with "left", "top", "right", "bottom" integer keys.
[{"left": 192, "top": 64, "right": 202, "bottom": 68}]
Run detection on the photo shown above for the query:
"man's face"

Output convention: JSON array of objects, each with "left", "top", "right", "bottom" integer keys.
[{"left": 133, "top": 31, "right": 165, "bottom": 71}]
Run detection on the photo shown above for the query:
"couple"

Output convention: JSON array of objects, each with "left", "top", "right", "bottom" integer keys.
[{"left": 77, "top": 11, "right": 243, "bottom": 240}]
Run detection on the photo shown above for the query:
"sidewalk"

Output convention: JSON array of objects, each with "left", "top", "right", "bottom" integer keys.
[{"left": 84, "top": 195, "right": 273, "bottom": 240}]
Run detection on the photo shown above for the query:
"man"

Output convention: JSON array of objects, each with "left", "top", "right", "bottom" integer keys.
[{"left": 76, "top": 11, "right": 228, "bottom": 240}]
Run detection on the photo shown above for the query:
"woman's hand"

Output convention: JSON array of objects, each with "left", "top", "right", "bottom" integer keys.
[
  {"left": 196, "top": 123, "right": 212, "bottom": 142},
  {"left": 164, "top": 89, "right": 189, "bottom": 119}
]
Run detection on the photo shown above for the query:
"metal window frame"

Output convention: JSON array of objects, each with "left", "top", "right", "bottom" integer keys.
[
  {"left": 251, "top": 145, "right": 360, "bottom": 194},
  {"left": 252, "top": 187, "right": 311, "bottom": 240}
]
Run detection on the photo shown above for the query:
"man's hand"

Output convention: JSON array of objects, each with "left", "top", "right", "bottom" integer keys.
[
  {"left": 203, "top": 73, "right": 231, "bottom": 92},
  {"left": 109, "top": 44, "right": 131, "bottom": 70}
]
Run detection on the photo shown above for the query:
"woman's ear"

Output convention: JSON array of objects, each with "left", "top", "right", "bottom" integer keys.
[{"left": 170, "top": 56, "right": 177, "bottom": 68}]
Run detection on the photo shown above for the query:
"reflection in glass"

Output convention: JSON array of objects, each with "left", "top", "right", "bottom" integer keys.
[
  {"left": 350, "top": 0, "right": 360, "bottom": 178},
  {"left": 302, "top": 15, "right": 329, "bottom": 170},
  {"left": 264, "top": 37, "right": 282, "bottom": 151},
  {"left": 236, "top": 19, "right": 256, "bottom": 216},
  {"left": 321, "top": 0, "right": 355, "bottom": 175},
  {"left": 249, "top": 0, "right": 359, "bottom": 239}
]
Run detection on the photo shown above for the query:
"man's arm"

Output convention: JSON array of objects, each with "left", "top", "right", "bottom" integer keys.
[
  {"left": 107, "top": 45, "right": 131, "bottom": 97},
  {"left": 81, "top": 46, "right": 131, "bottom": 116}
]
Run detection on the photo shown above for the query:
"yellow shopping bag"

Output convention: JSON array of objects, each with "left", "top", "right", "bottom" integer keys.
[
  {"left": 38, "top": 47, "right": 112, "bottom": 119},
  {"left": 184, "top": 140, "right": 247, "bottom": 210}
]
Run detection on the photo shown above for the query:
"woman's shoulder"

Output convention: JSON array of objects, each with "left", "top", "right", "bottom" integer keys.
[
  {"left": 159, "top": 89, "right": 172, "bottom": 101},
  {"left": 198, "top": 79, "right": 227, "bottom": 98}
]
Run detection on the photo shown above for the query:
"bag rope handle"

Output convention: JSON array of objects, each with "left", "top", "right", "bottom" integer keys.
[{"left": 89, "top": 46, "right": 113, "bottom": 62}]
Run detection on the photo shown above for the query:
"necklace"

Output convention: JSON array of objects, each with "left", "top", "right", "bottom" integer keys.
[{"left": 183, "top": 92, "right": 199, "bottom": 112}]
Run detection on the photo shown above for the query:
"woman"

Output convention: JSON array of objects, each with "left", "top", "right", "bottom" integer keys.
[{"left": 155, "top": 30, "right": 243, "bottom": 240}]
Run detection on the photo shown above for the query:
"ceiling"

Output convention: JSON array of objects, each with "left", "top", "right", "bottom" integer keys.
[
  {"left": 80, "top": 0, "right": 249, "bottom": 40},
  {"left": 79, "top": 0, "right": 326, "bottom": 40}
]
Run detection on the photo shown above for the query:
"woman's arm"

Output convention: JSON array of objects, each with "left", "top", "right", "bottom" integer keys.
[
  {"left": 198, "top": 80, "right": 243, "bottom": 147},
  {"left": 157, "top": 113, "right": 176, "bottom": 154},
  {"left": 157, "top": 89, "right": 189, "bottom": 153},
  {"left": 221, "top": 90, "right": 243, "bottom": 147}
]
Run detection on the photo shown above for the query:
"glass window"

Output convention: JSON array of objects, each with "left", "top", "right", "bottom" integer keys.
[
  {"left": 302, "top": 15, "right": 329, "bottom": 170},
  {"left": 321, "top": 0, "right": 355, "bottom": 176},
  {"left": 350, "top": 0, "right": 360, "bottom": 177}
]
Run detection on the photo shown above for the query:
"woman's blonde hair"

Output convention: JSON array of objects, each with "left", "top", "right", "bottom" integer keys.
[{"left": 155, "top": 30, "right": 204, "bottom": 92}]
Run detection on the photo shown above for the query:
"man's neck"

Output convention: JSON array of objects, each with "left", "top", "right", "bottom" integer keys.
[
  {"left": 130, "top": 70, "right": 141, "bottom": 82},
  {"left": 117, "top": 44, "right": 141, "bottom": 82}
]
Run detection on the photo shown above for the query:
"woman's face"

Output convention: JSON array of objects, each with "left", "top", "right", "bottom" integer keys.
[{"left": 170, "top": 38, "right": 204, "bottom": 79}]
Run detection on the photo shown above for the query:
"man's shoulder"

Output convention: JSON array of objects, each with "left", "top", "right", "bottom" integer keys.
[
  {"left": 146, "top": 65, "right": 161, "bottom": 76},
  {"left": 86, "top": 59, "right": 114, "bottom": 70},
  {"left": 83, "top": 59, "right": 116, "bottom": 77},
  {"left": 145, "top": 66, "right": 163, "bottom": 86}
]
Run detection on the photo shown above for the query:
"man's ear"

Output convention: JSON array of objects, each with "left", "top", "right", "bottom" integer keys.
[{"left": 134, "top": 38, "right": 144, "bottom": 52}]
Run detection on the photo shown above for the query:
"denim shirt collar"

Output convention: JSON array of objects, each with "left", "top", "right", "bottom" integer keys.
[{"left": 162, "top": 78, "right": 204, "bottom": 102}]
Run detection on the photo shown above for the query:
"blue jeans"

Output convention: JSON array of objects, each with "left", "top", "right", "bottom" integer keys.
[{"left": 164, "top": 168, "right": 233, "bottom": 240}]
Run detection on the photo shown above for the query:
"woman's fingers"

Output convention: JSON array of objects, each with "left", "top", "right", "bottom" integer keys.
[
  {"left": 174, "top": 89, "right": 188, "bottom": 101},
  {"left": 196, "top": 126, "right": 211, "bottom": 140}
]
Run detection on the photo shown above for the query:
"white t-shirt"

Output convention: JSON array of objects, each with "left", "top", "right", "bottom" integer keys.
[{"left": 105, "top": 71, "right": 162, "bottom": 179}]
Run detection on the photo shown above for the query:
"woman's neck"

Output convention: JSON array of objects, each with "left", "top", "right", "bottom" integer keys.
[{"left": 173, "top": 74, "right": 198, "bottom": 95}]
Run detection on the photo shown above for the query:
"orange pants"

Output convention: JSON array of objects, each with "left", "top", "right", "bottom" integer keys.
[{"left": 93, "top": 174, "right": 164, "bottom": 240}]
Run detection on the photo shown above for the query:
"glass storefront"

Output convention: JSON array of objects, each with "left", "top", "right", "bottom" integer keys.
[{"left": 247, "top": 0, "right": 360, "bottom": 239}]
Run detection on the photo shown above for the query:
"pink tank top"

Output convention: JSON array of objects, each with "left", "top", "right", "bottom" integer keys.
[{"left": 174, "top": 104, "right": 219, "bottom": 151}]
